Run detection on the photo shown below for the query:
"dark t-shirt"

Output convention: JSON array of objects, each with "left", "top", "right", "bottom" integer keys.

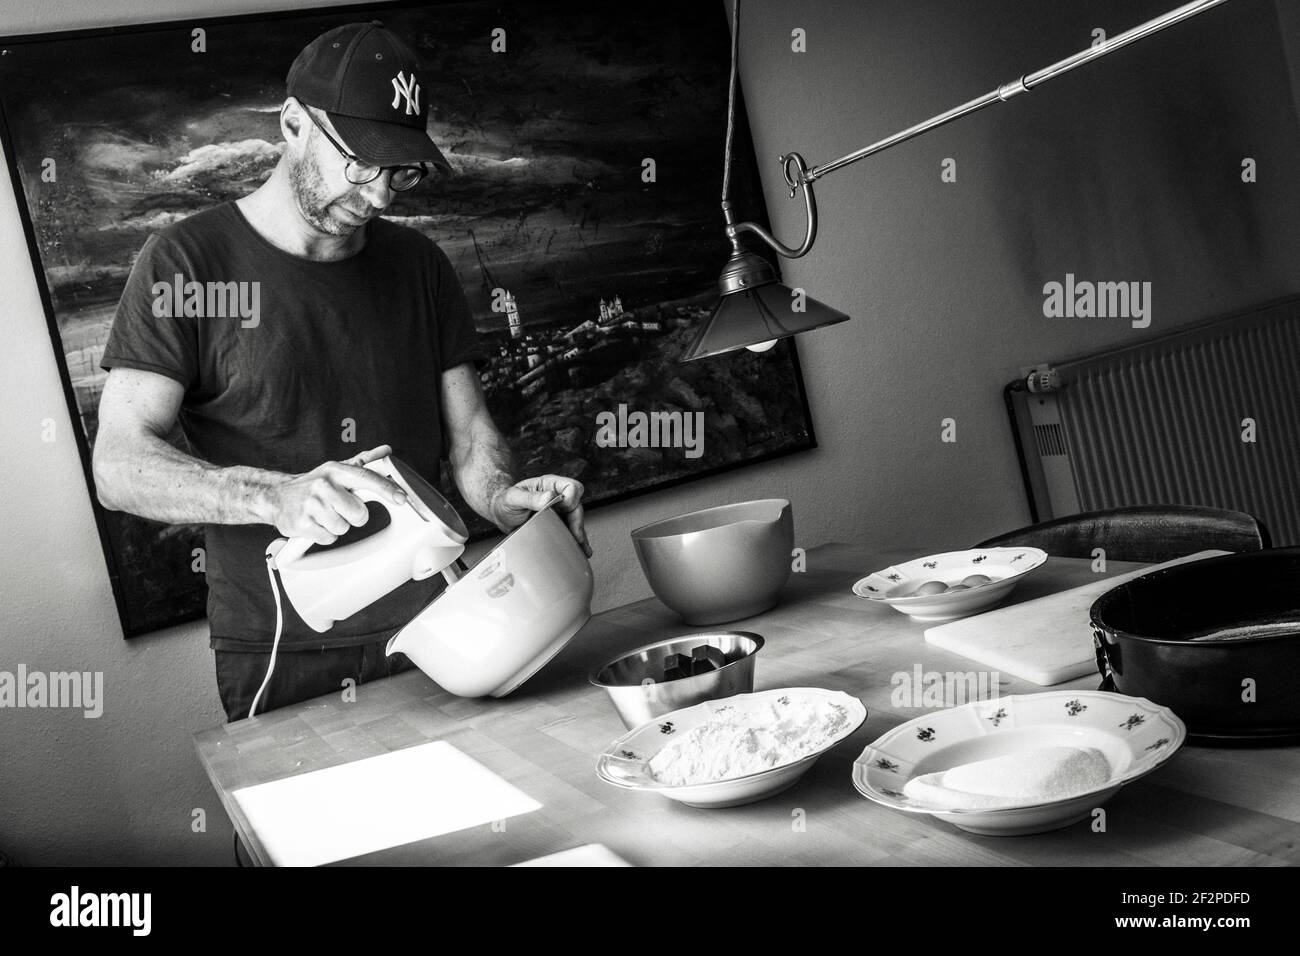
[{"left": 100, "top": 201, "right": 487, "bottom": 651}]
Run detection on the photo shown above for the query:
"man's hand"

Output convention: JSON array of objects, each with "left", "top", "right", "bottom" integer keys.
[
  {"left": 263, "top": 444, "right": 409, "bottom": 545},
  {"left": 489, "top": 474, "right": 591, "bottom": 557},
  {"left": 439, "top": 364, "right": 591, "bottom": 557}
]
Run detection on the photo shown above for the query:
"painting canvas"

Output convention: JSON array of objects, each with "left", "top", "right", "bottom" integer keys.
[{"left": 0, "top": 0, "right": 816, "bottom": 637}]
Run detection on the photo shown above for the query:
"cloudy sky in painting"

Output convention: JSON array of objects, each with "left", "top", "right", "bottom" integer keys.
[{"left": 2, "top": 0, "right": 769, "bottom": 330}]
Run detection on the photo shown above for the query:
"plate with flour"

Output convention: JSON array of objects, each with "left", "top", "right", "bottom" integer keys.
[
  {"left": 596, "top": 688, "right": 867, "bottom": 808},
  {"left": 852, "top": 691, "right": 1185, "bottom": 835}
]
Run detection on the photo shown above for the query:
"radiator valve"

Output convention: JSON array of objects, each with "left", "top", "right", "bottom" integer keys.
[{"left": 1026, "top": 366, "right": 1062, "bottom": 393}]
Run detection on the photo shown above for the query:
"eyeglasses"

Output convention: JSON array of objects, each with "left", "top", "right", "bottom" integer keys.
[{"left": 302, "top": 106, "right": 428, "bottom": 191}]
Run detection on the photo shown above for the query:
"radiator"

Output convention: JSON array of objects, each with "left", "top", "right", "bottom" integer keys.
[{"left": 1007, "top": 295, "right": 1300, "bottom": 546}]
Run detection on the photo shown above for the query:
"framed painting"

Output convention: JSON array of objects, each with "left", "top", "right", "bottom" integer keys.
[{"left": 0, "top": 0, "right": 817, "bottom": 637}]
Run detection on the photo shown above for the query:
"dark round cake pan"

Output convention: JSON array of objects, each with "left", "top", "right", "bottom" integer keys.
[{"left": 1089, "top": 547, "right": 1300, "bottom": 744}]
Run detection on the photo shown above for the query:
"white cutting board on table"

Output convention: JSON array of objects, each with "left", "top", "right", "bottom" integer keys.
[
  {"left": 923, "top": 550, "right": 1226, "bottom": 685},
  {"left": 232, "top": 741, "right": 541, "bottom": 866}
]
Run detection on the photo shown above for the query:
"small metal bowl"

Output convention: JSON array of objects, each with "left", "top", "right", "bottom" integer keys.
[{"left": 590, "top": 632, "right": 764, "bottom": 729}]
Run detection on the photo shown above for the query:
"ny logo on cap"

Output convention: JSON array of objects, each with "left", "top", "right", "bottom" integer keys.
[{"left": 391, "top": 70, "right": 421, "bottom": 115}]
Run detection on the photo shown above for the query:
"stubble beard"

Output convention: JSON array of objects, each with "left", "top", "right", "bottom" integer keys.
[{"left": 288, "top": 144, "right": 360, "bottom": 237}]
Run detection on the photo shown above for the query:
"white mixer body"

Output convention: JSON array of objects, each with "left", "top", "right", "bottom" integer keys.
[{"left": 267, "top": 456, "right": 468, "bottom": 632}]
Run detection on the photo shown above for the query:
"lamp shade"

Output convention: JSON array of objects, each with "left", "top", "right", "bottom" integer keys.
[{"left": 680, "top": 279, "right": 850, "bottom": 362}]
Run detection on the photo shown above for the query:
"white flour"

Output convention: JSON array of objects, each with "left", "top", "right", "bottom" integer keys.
[{"left": 649, "top": 698, "right": 852, "bottom": 786}]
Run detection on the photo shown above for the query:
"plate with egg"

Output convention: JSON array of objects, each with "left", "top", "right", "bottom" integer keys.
[
  {"left": 852, "top": 690, "right": 1185, "bottom": 835},
  {"left": 852, "top": 547, "right": 1048, "bottom": 622},
  {"left": 596, "top": 687, "right": 867, "bottom": 808}
]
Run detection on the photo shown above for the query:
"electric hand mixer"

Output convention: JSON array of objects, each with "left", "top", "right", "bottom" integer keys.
[{"left": 253, "top": 454, "right": 470, "bottom": 716}]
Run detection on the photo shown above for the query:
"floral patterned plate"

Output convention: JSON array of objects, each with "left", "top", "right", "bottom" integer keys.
[
  {"left": 852, "top": 691, "right": 1185, "bottom": 835},
  {"left": 596, "top": 688, "right": 867, "bottom": 809},
  {"left": 852, "top": 547, "right": 1048, "bottom": 622}
]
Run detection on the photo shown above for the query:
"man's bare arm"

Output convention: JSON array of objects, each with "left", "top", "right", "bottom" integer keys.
[
  {"left": 93, "top": 367, "right": 405, "bottom": 545},
  {"left": 440, "top": 363, "right": 591, "bottom": 554},
  {"left": 93, "top": 368, "right": 279, "bottom": 523},
  {"left": 439, "top": 362, "right": 517, "bottom": 527}
]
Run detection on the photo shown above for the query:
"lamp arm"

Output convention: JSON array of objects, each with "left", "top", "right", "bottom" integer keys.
[
  {"left": 720, "top": 0, "right": 1229, "bottom": 261},
  {"left": 723, "top": 152, "right": 818, "bottom": 260},
  {"left": 805, "top": 0, "right": 1229, "bottom": 182}
]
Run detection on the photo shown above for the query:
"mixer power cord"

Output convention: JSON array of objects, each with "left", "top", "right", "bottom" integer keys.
[{"left": 249, "top": 553, "right": 286, "bottom": 719}]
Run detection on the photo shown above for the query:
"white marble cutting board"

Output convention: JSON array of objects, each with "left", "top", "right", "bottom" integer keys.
[{"left": 923, "top": 550, "right": 1227, "bottom": 685}]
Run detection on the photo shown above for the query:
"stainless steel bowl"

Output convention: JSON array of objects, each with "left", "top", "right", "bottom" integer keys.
[{"left": 590, "top": 632, "right": 764, "bottom": 729}]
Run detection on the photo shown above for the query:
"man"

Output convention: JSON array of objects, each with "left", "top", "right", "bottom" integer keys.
[{"left": 92, "top": 21, "right": 590, "bottom": 721}]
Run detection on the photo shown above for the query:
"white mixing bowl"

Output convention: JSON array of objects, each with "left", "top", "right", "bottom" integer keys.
[{"left": 387, "top": 502, "right": 594, "bottom": 698}]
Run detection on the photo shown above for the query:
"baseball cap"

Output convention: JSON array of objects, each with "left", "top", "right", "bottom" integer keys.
[{"left": 286, "top": 21, "right": 452, "bottom": 172}]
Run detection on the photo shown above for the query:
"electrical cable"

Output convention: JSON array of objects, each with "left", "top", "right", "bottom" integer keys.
[
  {"left": 248, "top": 554, "right": 285, "bottom": 718},
  {"left": 721, "top": 0, "right": 739, "bottom": 203}
]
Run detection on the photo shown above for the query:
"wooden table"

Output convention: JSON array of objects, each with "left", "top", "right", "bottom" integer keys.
[{"left": 194, "top": 544, "right": 1300, "bottom": 866}]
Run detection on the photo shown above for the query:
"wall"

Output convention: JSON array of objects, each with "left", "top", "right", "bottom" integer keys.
[
  {"left": 1, "top": 0, "right": 1297, "bottom": 864},
  {"left": 737, "top": 0, "right": 1300, "bottom": 554},
  {"left": 1277, "top": 0, "right": 1300, "bottom": 116}
]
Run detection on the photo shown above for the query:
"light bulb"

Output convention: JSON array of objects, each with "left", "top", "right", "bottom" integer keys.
[{"left": 746, "top": 339, "right": 778, "bottom": 353}]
